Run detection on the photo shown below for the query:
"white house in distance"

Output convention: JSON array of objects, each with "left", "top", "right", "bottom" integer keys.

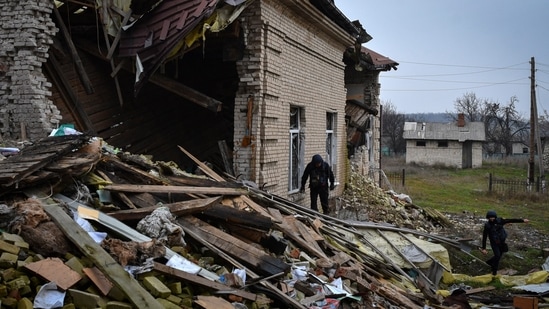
[{"left": 403, "top": 114, "right": 486, "bottom": 168}]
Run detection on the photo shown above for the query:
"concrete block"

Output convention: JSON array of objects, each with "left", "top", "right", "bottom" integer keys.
[
  {"left": 0, "top": 252, "right": 18, "bottom": 268},
  {"left": 17, "top": 297, "right": 33, "bottom": 309},
  {"left": 1, "top": 232, "right": 25, "bottom": 244},
  {"left": 68, "top": 289, "right": 107, "bottom": 309},
  {"left": 166, "top": 294, "right": 183, "bottom": 305},
  {"left": 167, "top": 282, "right": 181, "bottom": 294},
  {"left": 156, "top": 298, "right": 181, "bottom": 309},
  {"left": 0, "top": 240, "right": 20, "bottom": 255},
  {"left": 1, "top": 268, "right": 18, "bottom": 281},
  {"left": 106, "top": 300, "right": 133, "bottom": 309},
  {"left": 142, "top": 276, "right": 171, "bottom": 298}
]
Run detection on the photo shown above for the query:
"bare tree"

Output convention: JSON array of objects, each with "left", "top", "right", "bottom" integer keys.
[
  {"left": 484, "top": 96, "right": 528, "bottom": 156},
  {"left": 381, "top": 101, "right": 406, "bottom": 156},
  {"left": 447, "top": 92, "right": 488, "bottom": 122}
]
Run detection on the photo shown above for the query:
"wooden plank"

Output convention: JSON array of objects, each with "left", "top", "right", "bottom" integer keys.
[
  {"left": 240, "top": 195, "right": 272, "bottom": 218},
  {"left": 178, "top": 216, "right": 289, "bottom": 276},
  {"left": 267, "top": 208, "right": 328, "bottom": 259},
  {"left": 200, "top": 204, "right": 273, "bottom": 231},
  {"left": 178, "top": 220, "right": 304, "bottom": 309},
  {"left": 96, "top": 170, "right": 136, "bottom": 209},
  {"left": 194, "top": 295, "right": 234, "bottom": 309},
  {"left": 104, "top": 184, "right": 247, "bottom": 196},
  {"left": 42, "top": 203, "right": 163, "bottom": 309},
  {"left": 218, "top": 140, "right": 234, "bottom": 176},
  {"left": 177, "top": 145, "right": 225, "bottom": 181},
  {"left": 153, "top": 262, "right": 267, "bottom": 303},
  {"left": 159, "top": 20, "right": 170, "bottom": 40},
  {"left": 107, "top": 196, "right": 220, "bottom": 221},
  {"left": 52, "top": 193, "right": 219, "bottom": 281},
  {"left": 102, "top": 156, "right": 167, "bottom": 185},
  {"left": 291, "top": 219, "right": 328, "bottom": 259},
  {"left": 52, "top": 5, "right": 94, "bottom": 94}
]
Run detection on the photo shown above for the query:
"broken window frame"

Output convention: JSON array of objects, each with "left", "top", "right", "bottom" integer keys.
[
  {"left": 289, "top": 106, "right": 304, "bottom": 192},
  {"left": 326, "top": 112, "right": 337, "bottom": 176}
]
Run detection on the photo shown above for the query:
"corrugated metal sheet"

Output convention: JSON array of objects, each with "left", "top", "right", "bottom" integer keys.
[{"left": 403, "top": 121, "right": 486, "bottom": 142}]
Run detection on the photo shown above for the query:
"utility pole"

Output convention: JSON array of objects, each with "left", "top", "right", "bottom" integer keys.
[{"left": 528, "top": 57, "right": 536, "bottom": 186}]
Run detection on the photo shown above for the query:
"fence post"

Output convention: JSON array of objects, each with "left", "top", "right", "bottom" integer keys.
[
  {"left": 489, "top": 173, "right": 492, "bottom": 192},
  {"left": 402, "top": 169, "right": 405, "bottom": 187}
]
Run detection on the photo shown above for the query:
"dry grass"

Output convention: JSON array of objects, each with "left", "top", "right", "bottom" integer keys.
[{"left": 381, "top": 156, "right": 549, "bottom": 234}]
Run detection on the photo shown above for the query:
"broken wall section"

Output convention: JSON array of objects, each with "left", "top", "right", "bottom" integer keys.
[{"left": 0, "top": 0, "right": 60, "bottom": 142}]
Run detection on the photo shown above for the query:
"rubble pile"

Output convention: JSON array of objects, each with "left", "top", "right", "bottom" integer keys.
[
  {"left": 336, "top": 162, "right": 449, "bottom": 232},
  {"left": 0, "top": 134, "right": 538, "bottom": 308}
]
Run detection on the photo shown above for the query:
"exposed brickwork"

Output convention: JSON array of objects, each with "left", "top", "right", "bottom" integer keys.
[
  {"left": 234, "top": 0, "right": 353, "bottom": 202},
  {"left": 0, "top": 0, "right": 59, "bottom": 142},
  {"left": 405, "top": 140, "right": 484, "bottom": 168}
]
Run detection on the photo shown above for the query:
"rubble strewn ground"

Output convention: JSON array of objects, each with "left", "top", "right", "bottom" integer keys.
[{"left": 1, "top": 137, "right": 548, "bottom": 308}]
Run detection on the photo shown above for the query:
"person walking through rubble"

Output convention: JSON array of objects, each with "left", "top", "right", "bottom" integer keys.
[
  {"left": 300, "top": 154, "right": 335, "bottom": 214},
  {"left": 480, "top": 210, "right": 529, "bottom": 275}
]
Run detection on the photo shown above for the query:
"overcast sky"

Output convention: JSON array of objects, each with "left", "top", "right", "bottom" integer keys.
[{"left": 336, "top": 1, "right": 549, "bottom": 117}]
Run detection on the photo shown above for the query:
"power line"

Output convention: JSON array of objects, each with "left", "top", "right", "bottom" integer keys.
[
  {"left": 394, "top": 60, "right": 529, "bottom": 70},
  {"left": 384, "top": 76, "right": 528, "bottom": 85}
]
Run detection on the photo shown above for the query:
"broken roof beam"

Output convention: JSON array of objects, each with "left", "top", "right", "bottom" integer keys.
[
  {"left": 107, "top": 196, "right": 221, "bottom": 221},
  {"left": 147, "top": 76, "right": 224, "bottom": 112},
  {"left": 53, "top": 5, "right": 94, "bottom": 95},
  {"left": 178, "top": 221, "right": 305, "bottom": 309},
  {"left": 103, "top": 184, "right": 248, "bottom": 196},
  {"left": 73, "top": 39, "right": 222, "bottom": 112},
  {"left": 153, "top": 262, "right": 269, "bottom": 303},
  {"left": 179, "top": 216, "right": 290, "bottom": 276}
]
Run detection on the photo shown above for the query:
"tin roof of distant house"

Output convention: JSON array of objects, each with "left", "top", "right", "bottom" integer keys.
[{"left": 403, "top": 121, "right": 486, "bottom": 142}]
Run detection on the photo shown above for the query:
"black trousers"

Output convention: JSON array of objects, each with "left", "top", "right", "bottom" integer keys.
[
  {"left": 486, "top": 242, "right": 505, "bottom": 275},
  {"left": 310, "top": 186, "right": 329, "bottom": 213}
]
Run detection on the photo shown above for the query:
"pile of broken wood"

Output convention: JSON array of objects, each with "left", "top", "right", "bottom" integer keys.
[{"left": 0, "top": 134, "right": 474, "bottom": 308}]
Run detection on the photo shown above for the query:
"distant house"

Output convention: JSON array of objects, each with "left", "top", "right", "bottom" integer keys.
[{"left": 403, "top": 114, "right": 485, "bottom": 168}]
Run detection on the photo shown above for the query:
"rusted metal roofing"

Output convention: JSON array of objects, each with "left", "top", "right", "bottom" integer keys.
[
  {"left": 118, "top": 0, "right": 220, "bottom": 95},
  {"left": 361, "top": 46, "right": 399, "bottom": 70}
]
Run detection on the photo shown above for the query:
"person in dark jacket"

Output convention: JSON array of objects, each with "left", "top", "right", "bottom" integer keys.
[
  {"left": 300, "top": 154, "right": 335, "bottom": 214},
  {"left": 480, "top": 210, "right": 529, "bottom": 275}
]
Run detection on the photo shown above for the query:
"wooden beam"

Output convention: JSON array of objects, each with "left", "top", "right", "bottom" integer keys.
[
  {"left": 178, "top": 219, "right": 305, "bottom": 309},
  {"left": 178, "top": 216, "right": 289, "bottom": 276},
  {"left": 41, "top": 203, "right": 163, "bottom": 308},
  {"left": 177, "top": 145, "right": 226, "bottom": 181},
  {"left": 74, "top": 39, "right": 222, "bottom": 112},
  {"left": 52, "top": 5, "right": 94, "bottom": 94},
  {"left": 153, "top": 262, "right": 269, "bottom": 303},
  {"left": 104, "top": 184, "right": 247, "bottom": 196},
  {"left": 107, "top": 196, "right": 220, "bottom": 221},
  {"left": 45, "top": 56, "right": 96, "bottom": 133}
]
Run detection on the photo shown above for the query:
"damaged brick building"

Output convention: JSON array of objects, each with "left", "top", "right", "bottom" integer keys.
[{"left": 0, "top": 0, "right": 398, "bottom": 203}]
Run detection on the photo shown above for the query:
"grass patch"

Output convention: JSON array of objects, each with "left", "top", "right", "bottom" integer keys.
[{"left": 383, "top": 157, "right": 549, "bottom": 234}]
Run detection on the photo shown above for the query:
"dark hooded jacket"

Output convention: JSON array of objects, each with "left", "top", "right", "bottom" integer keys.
[
  {"left": 301, "top": 155, "right": 334, "bottom": 190},
  {"left": 481, "top": 210, "right": 525, "bottom": 249}
]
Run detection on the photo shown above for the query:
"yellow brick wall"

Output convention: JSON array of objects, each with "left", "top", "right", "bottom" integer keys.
[{"left": 234, "top": 0, "right": 353, "bottom": 202}]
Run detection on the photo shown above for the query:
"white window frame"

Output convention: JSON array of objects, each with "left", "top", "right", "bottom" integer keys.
[
  {"left": 326, "top": 112, "right": 337, "bottom": 176},
  {"left": 289, "top": 106, "right": 303, "bottom": 192}
]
